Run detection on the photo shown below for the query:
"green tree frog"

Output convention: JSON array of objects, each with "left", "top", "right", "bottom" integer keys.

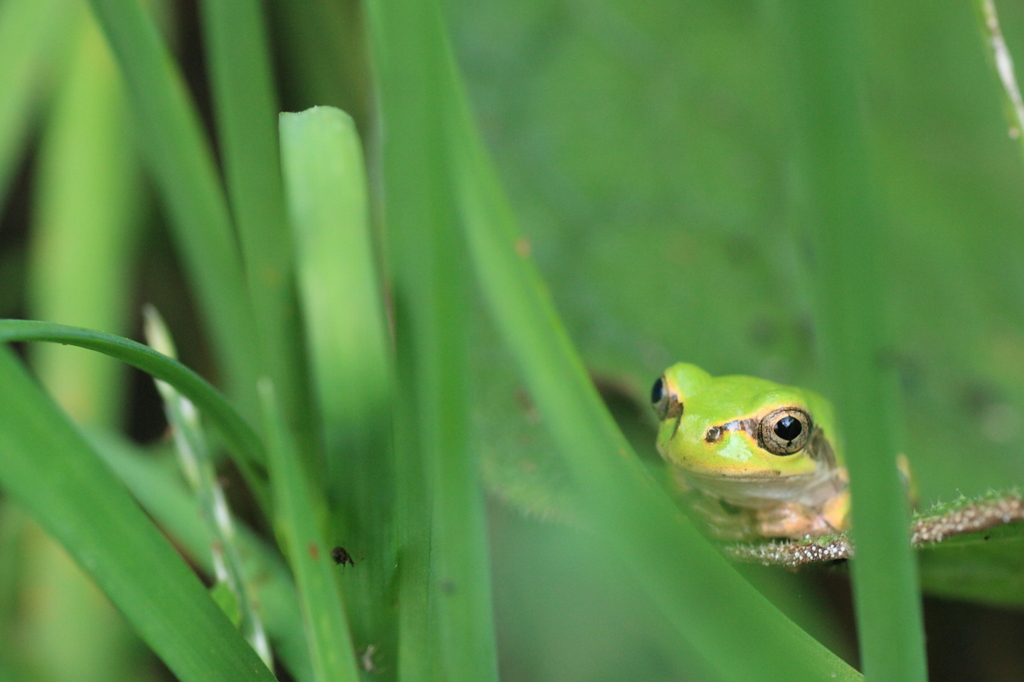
[{"left": 651, "top": 363, "right": 850, "bottom": 541}]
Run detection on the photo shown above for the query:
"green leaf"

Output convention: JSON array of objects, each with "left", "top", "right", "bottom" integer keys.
[
  {"left": 278, "top": 106, "right": 395, "bottom": 652},
  {"left": 198, "top": 0, "right": 316, "bottom": 464},
  {"left": 27, "top": 9, "right": 141, "bottom": 427},
  {"left": 916, "top": 492, "right": 1024, "bottom": 607},
  {"left": 260, "top": 379, "right": 361, "bottom": 682},
  {"left": 0, "top": 347, "right": 275, "bottom": 682},
  {"left": 86, "top": 0, "right": 260, "bottom": 413},
  {"left": 21, "top": 14, "right": 146, "bottom": 679},
  {"left": 365, "top": 0, "right": 502, "bottom": 674},
  {"left": 0, "top": 319, "right": 269, "bottom": 510},
  {"left": 0, "top": 0, "right": 76, "bottom": 210},
  {"left": 783, "top": 4, "right": 927, "bottom": 679}
]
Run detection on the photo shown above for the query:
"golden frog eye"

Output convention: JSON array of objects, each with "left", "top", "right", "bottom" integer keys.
[
  {"left": 758, "top": 407, "right": 812, "bottom": 455},
  {"left": 650, "top": 376, "right": 682, "bottom": 420}
]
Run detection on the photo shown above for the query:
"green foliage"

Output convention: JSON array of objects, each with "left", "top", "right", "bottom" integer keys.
[
  {"left": 279, "top": 106, "right": 396, "bottom": 661},
  {"left": 1, "top": 0, "right": 1024, "bottom": 681},
  {"left": 0, "top": 319, "right": 270, "bottom": 509},
  {"left": 0, "top": 348, "right": 276, "bottom": 682},
  {"left": 916, "top": 491, "right": 1024, "bottom": 607},
  {"left": 260, "top": 379, "right": 361, "bottom": 682}
]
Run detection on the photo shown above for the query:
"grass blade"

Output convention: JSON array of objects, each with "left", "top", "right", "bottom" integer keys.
[
  {"left": 86, "top": 0, "right": 260, "bottom": 413},
  {"left": 259, "top": 379, "right": 361, "bottom": 682},
  {"left": 364, "top": 0, "right": 502, "bottom": 675},
  {"left": 27, "top": 9, "right": 141, "bottom": 427},
  {"left": 0, "top": 0, "right": 76, "bottom": 211},
  {"left": 20, "top": 13, "right": 145, "bottom": 681},
  {"left": 198, "top": 0, "right": 316, "bottom": 461},
  {"left": 0, "top": 347, "right": 275, "bottom": 682},
  {"left": 0, "top": 319, "right": 269, "bottom": 510},
  {"left": 781, "top": 5, "right": 928, "bottom": 681},
  {"left": 279, "top": 107, "right": 395, "bottom": 655}
]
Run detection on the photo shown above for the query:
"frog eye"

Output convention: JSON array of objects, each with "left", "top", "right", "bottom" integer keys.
[
  {"left": 758, "top": 407, "right": 812, "bottom": 455},
  {"left": 651, "top": 376, "right": 683, "bottom": 420}
]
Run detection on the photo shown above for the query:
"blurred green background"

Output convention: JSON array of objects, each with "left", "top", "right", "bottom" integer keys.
[{"left": 1, "top": 0, "right": 1024, "bottom": 680}]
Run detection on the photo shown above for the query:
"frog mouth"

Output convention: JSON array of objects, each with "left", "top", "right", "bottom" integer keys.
[{"left": 680, "top": 467, "right": 846, "bottom": 509}]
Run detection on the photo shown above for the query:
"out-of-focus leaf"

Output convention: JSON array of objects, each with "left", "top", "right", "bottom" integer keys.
[
  {"left": 916, "top": 492, "right": 1024, "bottom": 607},
  {"left": 0, "top": 320, "right": 269, "bottom": 510},
  {"left": 0, "top": 0, "right": 76, "bottom": 211},
  {"left": 28, "top": 9, "right": 141, "bottom": 427},
  {"left": 0, "top": 347, "right": 275, "bottom": 682},
  {"left": 87, "top": 0, "right": 260, "bottom": 413}
]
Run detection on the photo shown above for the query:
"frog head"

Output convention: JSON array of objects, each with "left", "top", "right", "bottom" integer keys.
[{"left": 651, "top": 363, "right": 842, "bottom": 482}]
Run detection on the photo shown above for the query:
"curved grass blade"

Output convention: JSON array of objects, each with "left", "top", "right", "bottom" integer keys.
[
  {"left": 0, "top": 347, "right": 275, "bottom": 682},
  {"left": 0, "top": 319, "right": 268, "bottom": 510}
]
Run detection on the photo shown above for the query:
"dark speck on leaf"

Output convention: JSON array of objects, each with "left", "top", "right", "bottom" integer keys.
[{"left": 331, "top": 546, "right": 355, "bottom": 567}]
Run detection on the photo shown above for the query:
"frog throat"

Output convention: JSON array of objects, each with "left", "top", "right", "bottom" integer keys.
[{"left": 678, "top": 461, "right": 848, "bottom": 511}]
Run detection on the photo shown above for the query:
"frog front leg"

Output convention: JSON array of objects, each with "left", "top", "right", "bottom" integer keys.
[{"left": 754, "top": 491, "right": 850, "bottom": 540}]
